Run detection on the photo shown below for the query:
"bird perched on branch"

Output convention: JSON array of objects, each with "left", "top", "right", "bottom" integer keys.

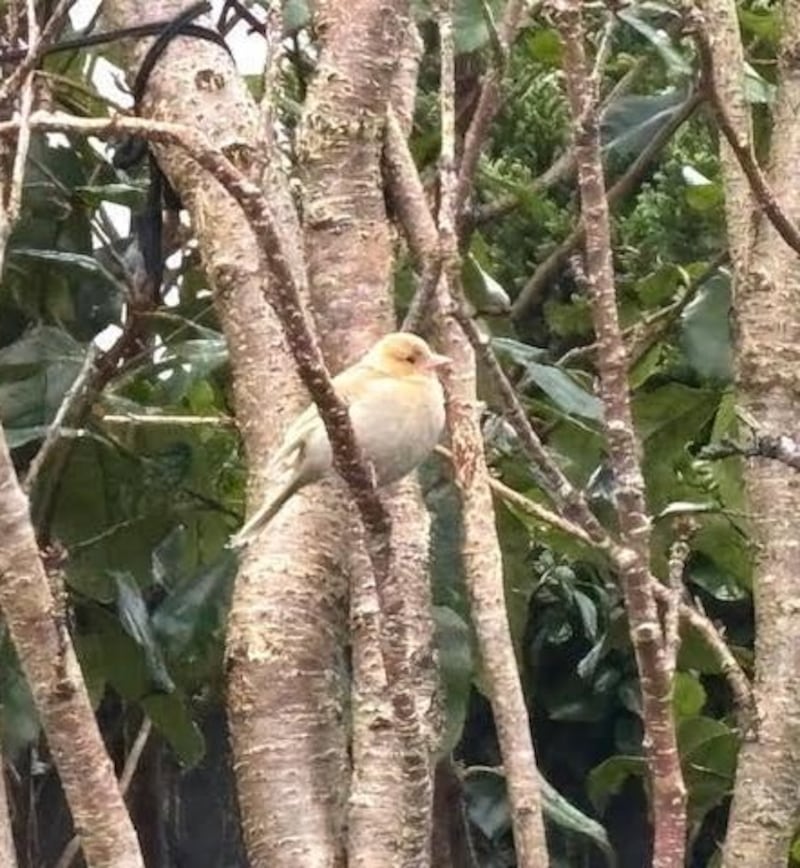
[{"left": 231, "top": 332, "right": 451, "bottom": 548}]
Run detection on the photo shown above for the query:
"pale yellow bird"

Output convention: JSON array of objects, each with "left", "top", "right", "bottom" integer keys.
[{"left": 231, "top": 332, "right": 450, "bottom": 547}]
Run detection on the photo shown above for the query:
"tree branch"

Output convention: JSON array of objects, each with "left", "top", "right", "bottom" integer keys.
[{"left": 554, "top": 4, "right": 686, "bottom": 865}]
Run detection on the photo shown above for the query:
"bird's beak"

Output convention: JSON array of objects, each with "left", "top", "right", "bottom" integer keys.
[{"left": 425, "top": 352, "right": 453, "bottom": 371}]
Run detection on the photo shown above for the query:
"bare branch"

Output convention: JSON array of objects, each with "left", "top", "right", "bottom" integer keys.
[
  {"left": 55, "top": 719, "right": 153, "bottom": 868},
  {"left": 554, "top": 3, "right": 686, "bottom": 864},
  {"left": 0, "top": 0, "right": 76, "bottom": 105},
  {"left": 437, "top": 2, "right": 550, "bottom": 862},
  {"left": 22, "top": 345, "right": 100, "bottom": 495}
]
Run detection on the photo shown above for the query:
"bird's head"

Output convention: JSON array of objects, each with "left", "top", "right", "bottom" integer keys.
[{"left": 366, "top": 332, "right": 452, "bottom": 379}]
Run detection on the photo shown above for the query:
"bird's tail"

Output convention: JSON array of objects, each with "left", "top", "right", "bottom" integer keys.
[{"left": 228, "top": 478, "right": 299, "bottom": 550}]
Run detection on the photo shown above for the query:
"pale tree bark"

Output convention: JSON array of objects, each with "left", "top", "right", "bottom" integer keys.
[
  {"left": 101, "top": 0, "right": 438, "bottom": 864},
  {"left": 694, "top": 0, "right": 756, "bottom": 271},
  {"left": 99, "top": 2, "right": 349, "bottom": 865},
  {"left": 714, "top": 2, "right": 800, "bottom": 865},
  {"left": 299, "top": 1, "right": 438, "bottom": 862},
  {"left": 554, "top": 6, "right": 686, "bottom": 866},
  {"left": 0, "top": 762, "right": 18, "bottom": 868},
  {"left": 0, "top": 426, "right": 143, "bottom": 868}
]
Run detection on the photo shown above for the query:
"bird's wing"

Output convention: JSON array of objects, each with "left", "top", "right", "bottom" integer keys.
[{"left": 269, "top": 364, "right": 380, "bottom": 458}]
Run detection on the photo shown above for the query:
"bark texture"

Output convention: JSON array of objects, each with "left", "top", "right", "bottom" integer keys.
[
  {"left": 299, "top": 1, "right": 437, "bottom": 861},
  {"left": 721, "top": 3, "right": 800, "bottom": 864},
  {"left": 0, "top": 764, "right": 18, "bottom": 868},
  {"left": 555, "top": 5, "right": 686, "bottom": 865},
  {"left": 100, "top": 2, "right": 350, "bottom": 864},
  {"left": 0, "top": 426, "right": 143, "bottom": 868},
  {"left": 697, "top": 0, "right": 756, "bottom": 271}
]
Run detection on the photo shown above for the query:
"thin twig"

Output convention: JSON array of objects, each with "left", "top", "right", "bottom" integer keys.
[
  {"left": 438, "top": 2, "right": 550, "bottom": 862},
  {"left": 0, "top": 0, "right": 76, "bottom": 105},
  {"left": 454, "top": 0, "right": 533, "bottom": 216},
  {"left": 100, "top": 412, "right": 236, "bottom": 427},
  {"left": 22, "top": 345, "right": 100, "bottom": 495},
  {"left": 54, "top": 719, "right": 153, "bottom": 868},
  {"left": 700, "top": 435, "right": 800, "bottom": 471},
  {"left": 664, "top": 525, "right": 692, "bottom": 679}
]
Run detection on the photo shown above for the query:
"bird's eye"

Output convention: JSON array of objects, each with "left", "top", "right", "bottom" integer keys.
[{"left": 405, "top": 353, "right": 418, "bottom": 363}]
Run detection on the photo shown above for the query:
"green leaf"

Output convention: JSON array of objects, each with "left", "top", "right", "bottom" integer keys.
[
  {"left": 672, "top": 671, "right": 707, "bottom": 719},
  {"left": 588, "top": 755, "right": 648, "bottom": 813},
  {"left": 11, "top": 247, "right": 125, "bottom": 292},
  {"left": 744, "top": 62, "right": 777, "bottom": 104},
  {"left": 540, "top": 774, "right": 618, "bottom": 867},
  {"left": 519, "top": 363, "right": 603, "bottom": 421},
  {"left": 462, "top": 254, "right": 511, "bottom": 314},
  {"left": 282, "top": 0, "right": 310, "bottom": 30},
  {"left": 113, "top": 572, "right": 175, "bottom": 692},
  {"left": 617, "top": 6, "right": 691, "bottom": 76},
  {"left": 142, "top": 693, "right": 205, "bottom": 767},
  {"left": 680, "top": 273, "right": 733, "bottom": 382},
  {"left": 602, "top": 89, "right": 690, "bottom": 158},
  {"left": 433, "top": 606, "right": 474, "bottom": 754},
  {"left": 0, "top": 326, "right": 85, "bottom": 436},
  {"left": 525, "top": 28, "right": 563, "bottom": 66}
]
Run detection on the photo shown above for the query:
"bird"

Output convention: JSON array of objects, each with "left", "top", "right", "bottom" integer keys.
[{"left": 230, "top": 332, "right": 451, "bottom": 547}]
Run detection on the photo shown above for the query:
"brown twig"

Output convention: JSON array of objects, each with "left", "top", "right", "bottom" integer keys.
[
  {"left": 511, "top": 88, "right": 704, "bottom": 320},
  {"left": 701, "top": 435, "right": 800, "bottom": 471},
  {"left": 22, "top": 345, "right": 100, "bottom": 495},
  {"left": 693, "top": 21, "right": 800, "bottom": 259},
  {"left": 454, "top": 0, "right": 532, "bottom": 216},
  {"left": 664, "top": 525, "right": 692, "bottom": 680},
  {"left": 0, "top": 0, "right": 76, "bottom": 105},
  {"left": 554, "top": 3, "right": 686, "bottom": 865},
  {"left": 0, "top": 0, "right": 40, "bottom": 272}
]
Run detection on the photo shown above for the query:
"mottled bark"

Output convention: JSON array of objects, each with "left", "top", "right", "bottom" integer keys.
[
  {"left": 0, "top": 763, "right": 18, "bottom": 868},
  {"left": 0, "top": 426, "right": 143, "bottom": 868},
  {"left": 721, "top": 3, "right": 800, "bottom": 865},
  {"left": 696, "top": 0, "right": 756, "bottom": 272},
  {"left": 100, "top": 2, "right": 348, "bottom": 864},
  {"left": 554, "top": 4, "right": 685, "bottom": 866},
  {"left": 437, "top": 8, "right": 548, "bottom": 865},
  {"left": 299, "top": 1, "right": 437, "bottom": 862}
]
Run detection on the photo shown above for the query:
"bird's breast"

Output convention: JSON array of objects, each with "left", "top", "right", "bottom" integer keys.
[{"left": 348, "top": 376, "right": 445, "bottom": 486}]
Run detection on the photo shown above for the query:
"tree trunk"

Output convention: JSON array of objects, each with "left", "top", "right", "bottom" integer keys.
[{"left": 720, "top": 3, "right": 800, "bottom": 864}]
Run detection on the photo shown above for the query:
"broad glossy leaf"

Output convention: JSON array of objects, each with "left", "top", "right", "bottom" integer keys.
[
  {"left": 602, "top": 88, "right": 690, "bottom": 158},
  {"left": 539, "top": 774, "right": 618, "bottom": 867},
  {"left": 673, "top": 671, "right": 707, "bottom": 719},
  {"left": 680, "top": 273, "right": 732, "bottom": 383},
  {"left": 588, "top": 755, "right": 648, "bottom": 813},
  {"left": 113, "top": 572, "right": 175, "bottom": 692},
  {"left": 0, "top": 326, "right": 86, "bottom": 438},
  {"left": 616, "top": 6, "right": 691, "bottom": 76}
]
